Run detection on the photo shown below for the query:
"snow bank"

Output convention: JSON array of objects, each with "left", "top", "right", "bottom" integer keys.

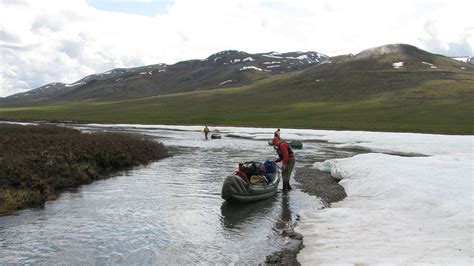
[
  {"left": 298, "top": 149, "right": 473, "bottom": 264},
  {"left": 294, "top": 130, "right": 471, "bottom": 156},
  {"left": 78, "top": 125, "right": 471, "bottom": 157}
]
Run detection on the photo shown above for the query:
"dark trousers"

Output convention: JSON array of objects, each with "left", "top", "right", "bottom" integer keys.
[{"left": 282, "top": 157, "right": 295, "bottom": 183}]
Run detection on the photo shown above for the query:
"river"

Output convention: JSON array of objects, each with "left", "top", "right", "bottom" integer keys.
[{"left": 0, "top": 124, "right": 357, "bottom": 264}]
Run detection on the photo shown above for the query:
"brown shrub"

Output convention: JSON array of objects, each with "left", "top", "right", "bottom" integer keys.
[{"left": 0, "top": 124, "right": 168, "bottom": 213}]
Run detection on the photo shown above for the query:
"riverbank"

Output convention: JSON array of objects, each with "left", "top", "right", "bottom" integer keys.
[
  {"left": 265, "top": 167, "right": 347, "bottom": 265},
  {"left": 0, "top": 124, "right": 169, "bottom": 214}
]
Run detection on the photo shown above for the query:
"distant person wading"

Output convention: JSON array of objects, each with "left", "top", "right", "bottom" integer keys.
[
  {"left": 270, "top": 129, "right": 295, "bottom": 191},
  {"left": 203, "top": 126, "right": 210, "bottom": 140}
]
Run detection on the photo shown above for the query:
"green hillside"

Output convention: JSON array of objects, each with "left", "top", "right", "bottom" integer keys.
[{"left": 1, "top": 44, "right": 473, "bottom": 134}]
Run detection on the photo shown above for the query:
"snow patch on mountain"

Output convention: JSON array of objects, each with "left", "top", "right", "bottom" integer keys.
[
  {"left": 422, "top": 62, "right": 438, "bottom": 69},
  {"left": 266, "top": 65, "right": 280, "bottom": 69},
  {"left": 239, "top": 66, "right": 263, "bottom": 71},
  {"left": 263, "top": 54, "right": 284, "bottom": 59},
  {"left": 219, "top": 80, "right": 233, "bottom": 85},
  {"left": 263, "top": 61, "right": 281, "bottom": 65},
  {"left": 392, "top": 62, "right": 404, "bottom": 69},
  {"left": 65, "top": 82, "right": 85, "bottom": 88},
  {"left": 452, "top": 56, "right": 474, "bottom": 64}
]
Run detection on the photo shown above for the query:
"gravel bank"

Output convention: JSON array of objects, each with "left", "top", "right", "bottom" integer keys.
[{"left": 265, "top": 167, "right": 347, "bottom": 265}]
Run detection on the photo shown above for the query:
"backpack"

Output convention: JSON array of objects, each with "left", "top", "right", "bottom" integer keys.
[
  {"left": 263, "top": 160, "right": 275, "bottom": 174},
  {"left": 241, "top": 161, "right": 260, "bottom": 177}
]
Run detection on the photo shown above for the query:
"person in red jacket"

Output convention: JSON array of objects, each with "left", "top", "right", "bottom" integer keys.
[{"left": 270, "top": 135, "right": 295, "bottom": 191}]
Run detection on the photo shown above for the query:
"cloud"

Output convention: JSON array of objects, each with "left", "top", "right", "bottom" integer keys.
[
  {"left": 420, "top": 19, "right": 473, "bottom": 56},
  {"left": 1, "top": 0, "right": 473, "bottom": 97}
]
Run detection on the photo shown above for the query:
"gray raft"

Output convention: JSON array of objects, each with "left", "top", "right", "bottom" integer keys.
[
  {"left": 221, "top": 167, "right": 280, "bottom": 203},
  {"left": 211, "top": 134, "right": 222, "bottom": 139}
]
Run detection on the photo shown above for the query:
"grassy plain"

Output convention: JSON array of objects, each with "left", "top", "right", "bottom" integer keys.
[{"left": 1, "top": 69, "right": 472, "bottom": 134}]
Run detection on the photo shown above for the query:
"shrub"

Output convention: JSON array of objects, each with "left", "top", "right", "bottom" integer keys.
[{"left": 0, "top": 124, "right": 168, "bottom": 213}]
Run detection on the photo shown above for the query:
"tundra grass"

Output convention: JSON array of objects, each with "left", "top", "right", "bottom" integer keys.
[{"left": 1, "top": 68, "right": 473, "bottom": 134}]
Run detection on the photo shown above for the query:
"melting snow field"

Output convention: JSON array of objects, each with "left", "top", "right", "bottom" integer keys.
[{"left": 296, "top": 131, "right": 473, "bottom": 265}]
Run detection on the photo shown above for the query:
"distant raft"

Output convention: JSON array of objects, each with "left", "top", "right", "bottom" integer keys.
[
  {"left": 289, "top": 140, "right": 303, "bottom": 149},
  {"left": 221, "top": 162, "right": 280, "bottom": 203},
  {"left": 211, "top": 134, "right": 222, "bottom": 139}
]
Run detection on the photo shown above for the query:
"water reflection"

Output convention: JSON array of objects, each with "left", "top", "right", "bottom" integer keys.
[
  {"left": 274, "top": 192, "right": 293, "bottom": 233},
  {"left": 220, "top": 198, "right": 276, "bottom": 229}
]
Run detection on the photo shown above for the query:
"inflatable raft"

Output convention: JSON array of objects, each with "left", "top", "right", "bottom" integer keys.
[
  {"left": 221, "top": 162, "right": 280, "bottom": 203},
  {"left": 211, "top": 134, "right": 222, "bottom": 139}
]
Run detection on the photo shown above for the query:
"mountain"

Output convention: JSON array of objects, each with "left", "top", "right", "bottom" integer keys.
[
  {"left": 254, "top": 43, "right": 474, "bottom": 105},
  {"left": 0, "top": 50, "right": 328, "bottom": 104},
  {"left": 1, "top": 44, "right": 473, "bottom": 134}
]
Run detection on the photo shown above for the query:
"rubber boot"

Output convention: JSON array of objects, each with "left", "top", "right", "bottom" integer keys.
[{"left": 283, "top": 181, "right": 292, "bottom": 191}]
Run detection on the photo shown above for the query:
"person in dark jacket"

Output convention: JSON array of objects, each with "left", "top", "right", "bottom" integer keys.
[{"left": 270, "top": 135, "right": 295, "bottom": 191}]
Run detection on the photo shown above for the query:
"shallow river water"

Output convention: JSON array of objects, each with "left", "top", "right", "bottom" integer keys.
[{"left": 0, "top": 124, "right": 357, "bottom": 264}]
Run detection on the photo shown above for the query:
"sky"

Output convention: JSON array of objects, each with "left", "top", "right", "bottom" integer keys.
[{"left": 0, "top": 0, "right": 473, "bottom": 98}]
